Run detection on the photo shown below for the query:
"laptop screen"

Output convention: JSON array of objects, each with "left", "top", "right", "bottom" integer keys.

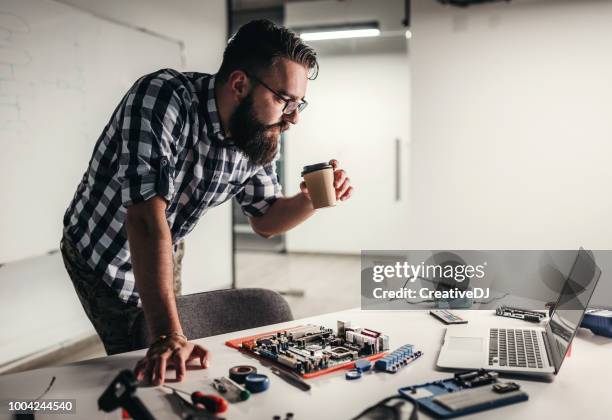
[{"left": 548, "top": 248, "right": 601, "bottom": 370}]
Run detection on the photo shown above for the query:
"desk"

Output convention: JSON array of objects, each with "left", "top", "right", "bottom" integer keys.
[{"left": 0, "top": 309, "right": 610, "bottom": 419}]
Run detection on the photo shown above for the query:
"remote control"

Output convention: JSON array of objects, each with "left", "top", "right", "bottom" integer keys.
[{"left": 430, "top": 309, "right": 468, "bottom": 324}]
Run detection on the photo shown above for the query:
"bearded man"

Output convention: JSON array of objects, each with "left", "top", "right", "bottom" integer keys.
[{"left": 60, "top": 19, "right": 352, "bottom": 385}]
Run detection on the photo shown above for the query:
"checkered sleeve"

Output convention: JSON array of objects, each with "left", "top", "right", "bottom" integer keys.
[
  {"left": 235, "top": 158, "right": 284, "bottom": 218},
  {"left": 117, "top": 72, "right": 186, "bottom": 207}
]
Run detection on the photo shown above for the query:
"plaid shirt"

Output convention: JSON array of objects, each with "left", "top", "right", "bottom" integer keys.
[{"left": 63, "top": 69, "right": 282, "bottom": 306}]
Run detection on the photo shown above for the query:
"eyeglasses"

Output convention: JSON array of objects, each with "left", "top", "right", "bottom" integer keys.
[{"left": 244, "top": 71, "right": 308, "bottom": 115}]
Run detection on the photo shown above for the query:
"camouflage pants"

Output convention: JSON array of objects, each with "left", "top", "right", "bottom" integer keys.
[{"left": 60, "top": 235, "right": 184, "bottom": 355}]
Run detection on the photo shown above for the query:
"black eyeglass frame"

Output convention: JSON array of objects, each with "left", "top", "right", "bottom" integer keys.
[{"left": 244, "top": 70, "right": 308, "bottom": 115}]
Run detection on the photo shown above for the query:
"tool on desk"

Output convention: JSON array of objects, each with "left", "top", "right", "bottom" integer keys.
[
  {"left": 244, "top": 373, "right": 270, "bottom": 393},
  {"left": 352, "top": 395, "right": 418, "bottom": 420},
  {"left": 212, "top": 376, "right": 251, "bottom": 402},
  {"left": 229, "top": 365, "right": 257, "bottom": 384},
  {"left": 581, "top": 308, "right": 612, "bottom": 338},
  {"left": 374, "top": 344, "right": 423, "bottom": 373},
  {"left": 495, "top": 305, "right": 546, "bottom": 323},
  {"left": 437, "top": 248, "right": 601, "bottom": 377},
  {"left": 430, "top": 309, "right": 468, "bottom": 325},
  {"left": 399, "top": 370, "right": 527, "bottom": 418},
  {"left": 269, "top": 367, "right": 311, "bottom": 391},
  {"left": 165, "top": 390, "right": 222, "bottom": 420},
  {"left": 163, "top": 385, "right": 228, "bottom": 414},
  {"left": 98, "top": 370, "right": 155, "bottom": 420}
]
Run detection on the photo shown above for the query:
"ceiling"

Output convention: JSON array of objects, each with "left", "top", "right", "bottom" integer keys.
[{"left": 233, "top": 0, "right": 331, "bottom": 11}]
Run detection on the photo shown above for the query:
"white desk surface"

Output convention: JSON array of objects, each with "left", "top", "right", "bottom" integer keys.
[{"left": 0, "top": 309, "right": 610, "bottom": 420}]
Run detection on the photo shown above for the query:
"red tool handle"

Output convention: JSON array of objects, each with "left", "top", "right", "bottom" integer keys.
[{"left": 191, "top": 391, "right": 228, "bottom": 414}]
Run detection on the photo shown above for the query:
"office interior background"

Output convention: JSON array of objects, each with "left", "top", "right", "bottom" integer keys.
[{"left": 1, "top": 0, "right": 611, "bottom": 374}]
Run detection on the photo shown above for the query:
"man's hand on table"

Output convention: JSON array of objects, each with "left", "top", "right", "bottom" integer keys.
[{"left": 134, "top": 335, "right": 209, "bottom": 385}]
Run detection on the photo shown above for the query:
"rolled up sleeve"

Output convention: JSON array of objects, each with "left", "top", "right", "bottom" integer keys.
[
  {"left": 235, "top": 159, "right": 284, "bottom": 218},
  {"left": 117, "top": 72, "right": 186, "bottom": 207}
]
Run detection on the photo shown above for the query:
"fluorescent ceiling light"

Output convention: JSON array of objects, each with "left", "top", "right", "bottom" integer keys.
[
  {"left": 297, "top": 22, "right": 381, "bottom": 42},
  {"left": 300, "top": 28, "right": 380, "bottom": 41}
]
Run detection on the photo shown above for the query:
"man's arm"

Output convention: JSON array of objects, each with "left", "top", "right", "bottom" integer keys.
[
  {"left": 250, "top": 159, "right": 353, "bottom": 238},
  {"left": 249, "top": 192, "right": 314, "bottom": 238},
  {"left": 128, "top": 196, "right": 208, "bottom": 385},
  {"left": 127, "top": 196, "right": 180, "bottom": 337}
]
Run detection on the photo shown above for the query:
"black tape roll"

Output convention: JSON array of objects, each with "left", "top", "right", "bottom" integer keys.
[{"left": 229, "top": 365, "right": 257, "bottom": 384}]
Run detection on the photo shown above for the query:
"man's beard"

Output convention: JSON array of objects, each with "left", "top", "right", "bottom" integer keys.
[{"left": 228, "top": 93, "right": 288, "bottom": 166}]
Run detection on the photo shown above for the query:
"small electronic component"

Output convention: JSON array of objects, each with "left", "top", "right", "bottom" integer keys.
[
  {"left": 345, "top": 359, "right": 374, "bottom": 381},
  {"left": 374, "top": 344, "right": 422, "bottom": 373},
  {"left": 272, "top": 413, "right": 295, "bottom": 420},
  {"left": 354, "top": 359, "right": 372, "bottom": 372},
  {"left": 231, "top": 321, "right": 389, "bottom": 377},
  {"left": 492, "top": 381, "right": 521, "bottom": 394},
  {"left": 495, "top": 305, "right": 546, "bottom": 323},
  {"left": 430, "top": 309, "right": 468, "bottom": 324},
  {"left": 345, "top": 369, "right": 362, "bottom": 380},
  {"left": 454, "top": 369, "right": 498, "bottom": 388}
]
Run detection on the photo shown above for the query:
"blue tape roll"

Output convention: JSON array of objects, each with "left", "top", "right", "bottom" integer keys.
[{"left": 244, "top": 373, "right": 270, "bottom": 393}]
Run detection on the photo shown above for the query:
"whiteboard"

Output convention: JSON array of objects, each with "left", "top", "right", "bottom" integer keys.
[{"left": 0, "top": 0, "right": 182, "bottom": 263}]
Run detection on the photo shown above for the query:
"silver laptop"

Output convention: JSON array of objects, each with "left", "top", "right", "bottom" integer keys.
[{"left": 437, "top": 248, "right": 601, "bottom": 377}]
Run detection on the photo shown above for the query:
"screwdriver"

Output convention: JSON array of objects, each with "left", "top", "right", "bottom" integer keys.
[{"left": 163, "top": 385, "right": 228, "bottom": 414}]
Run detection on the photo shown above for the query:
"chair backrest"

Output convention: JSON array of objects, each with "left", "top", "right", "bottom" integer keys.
[{"left": 130, "top": 288, "right": 293, "bottom": 350}]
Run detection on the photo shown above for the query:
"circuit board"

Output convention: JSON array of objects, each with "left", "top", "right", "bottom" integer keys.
[{"left": 225, "top": 321, "right": 389, "bottom": 378}]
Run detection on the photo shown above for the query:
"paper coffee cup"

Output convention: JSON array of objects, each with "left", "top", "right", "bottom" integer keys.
[{"left": 302, "top": 162, "right": 336, "bottom": 209}]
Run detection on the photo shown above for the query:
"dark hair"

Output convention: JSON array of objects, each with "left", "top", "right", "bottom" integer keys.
[{"left": 217, "top": 19, "right": 319, "bottom": 82}]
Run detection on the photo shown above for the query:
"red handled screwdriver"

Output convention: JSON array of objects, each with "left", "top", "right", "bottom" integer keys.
[{"left": 163, "top": 385, "right": 228, "bottom": 414}]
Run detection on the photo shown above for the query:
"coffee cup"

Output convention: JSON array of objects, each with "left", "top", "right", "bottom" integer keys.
[{"left": 302, "top": 162, "right": 336, "bottom": 209}]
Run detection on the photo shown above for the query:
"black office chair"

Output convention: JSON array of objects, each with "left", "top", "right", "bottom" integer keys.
[{"left": 129, "top": 288, "right": 294, "bottom": 350}]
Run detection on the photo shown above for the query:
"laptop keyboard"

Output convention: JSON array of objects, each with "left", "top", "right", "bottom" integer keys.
[{"left": 488, "top": 328, "right": 544, "bottom": 369}]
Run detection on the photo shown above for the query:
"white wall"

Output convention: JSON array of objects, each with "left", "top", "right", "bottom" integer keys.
[
  {"left": 285, "top": 0, "right": 405, "bottom": 32},
  {"left": 283, "top": 52, "right": 411, "bottom": 253},
  {"left": 0, "top": 0, "right": 183, "bottom": 263},
  {"left": 52, "top": 0, "right": 233, "bottom": 291},
  {"left": 410, "top": 0, "right": 612, "bottom": 306},
  {"left": 58, "top": 0, "right": 227, "bottom": 71},
  {"left": 283, "top": 0, "right": 411, "bottom": 254},
  {"left": 409, "top": 0, "right": 612, "bottom": 250}
]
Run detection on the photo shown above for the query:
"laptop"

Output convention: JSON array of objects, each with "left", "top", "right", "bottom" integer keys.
[{"left": 436, "top": 248, "right": 601, "bottom": 377}]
